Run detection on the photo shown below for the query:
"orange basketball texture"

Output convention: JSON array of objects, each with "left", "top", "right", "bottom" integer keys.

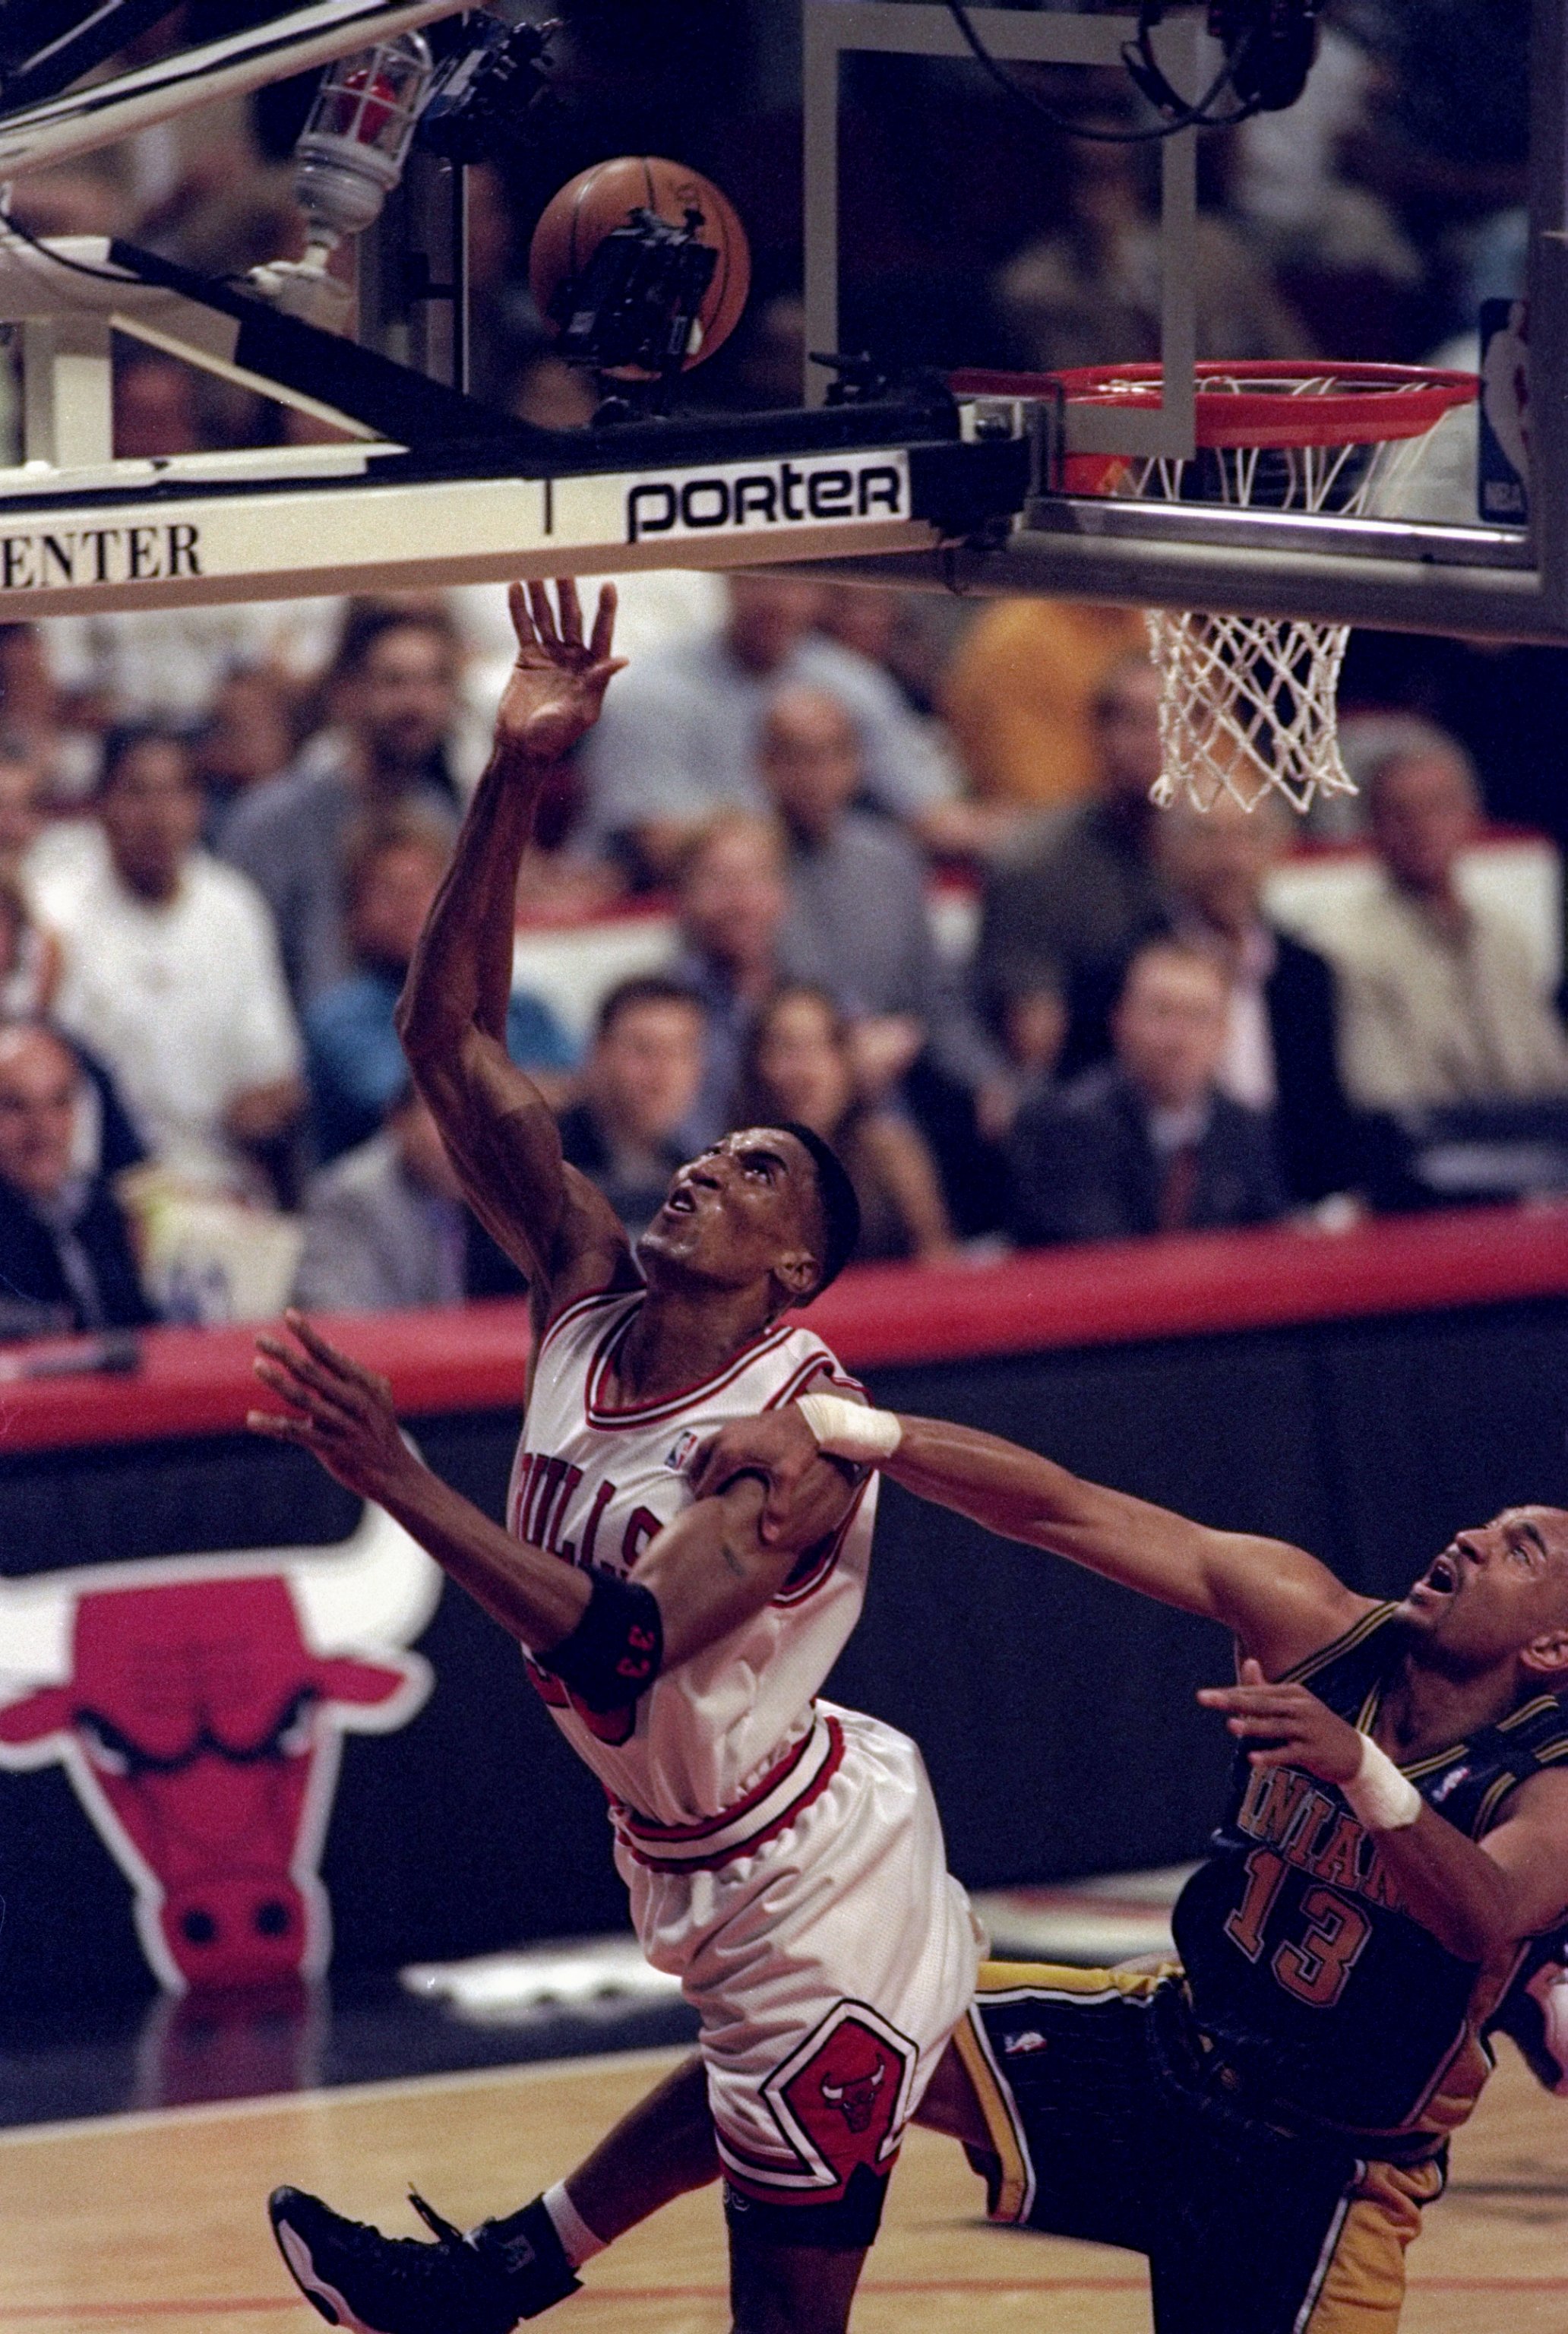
[{"left": 528, "top": 156, "right": 751, "bottom": 375}]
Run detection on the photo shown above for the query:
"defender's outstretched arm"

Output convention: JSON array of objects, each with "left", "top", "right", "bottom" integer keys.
[
  {"left": 396, "top": 580, "right": 631, "bottom": 1331},
  {"left": 247, "top": 1316, "right": 861, "bottom": 1674},
  {"left": 695, "top": 1406, "right": 1368, "bottom": 1677}
]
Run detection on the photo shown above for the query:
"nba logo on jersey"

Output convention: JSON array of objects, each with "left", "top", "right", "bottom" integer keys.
[{"left": 663, "top": 1428, "right": 702, "bottom": 1474}]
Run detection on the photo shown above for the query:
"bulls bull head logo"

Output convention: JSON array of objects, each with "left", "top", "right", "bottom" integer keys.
[
  {"left": 819, "top": 2057, "right": 885, "bottom": 2133},
  {"left": 0, "top": 1505, "right": 440, "bottom": 1993}
]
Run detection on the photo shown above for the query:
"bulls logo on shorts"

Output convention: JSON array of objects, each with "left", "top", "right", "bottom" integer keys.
[{"left": 763, "top": 2004, "right": 915, "bottom": 2191}]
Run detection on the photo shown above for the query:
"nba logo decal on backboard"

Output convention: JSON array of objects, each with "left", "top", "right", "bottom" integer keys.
[{"left": 1479, "top": 299, "right": 1529, "bottom": 525}]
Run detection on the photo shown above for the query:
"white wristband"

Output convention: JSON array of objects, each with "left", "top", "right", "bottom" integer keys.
[
  {"left": 797, "top": 1393, "right": 903, "bottom": 1464},
  {"left": 1342, "top": 1733, "right": 1422, "bottom": 1832}
]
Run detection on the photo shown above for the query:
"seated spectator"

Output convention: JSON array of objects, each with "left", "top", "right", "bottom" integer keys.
[
  {"left": 994, "top": 108, "right": 1313, "bottom": 372},
  {"left": 1322, "top": 722, "right": 1568, "bottom": 1108},
  {"left": 763, "top": 685, "right": 1002, "bottom": 1103},
  {"left": 193, "top": 666, "right": 297, "bottom": 841},
  {"left": 0, "top": 623, "right": 98, "bottom": 805},
  {"left": 0, "top": 874, "right": 59, "bottom": 1018},
  {"left": 1009, "top": 939, "right": 1286, "bottom": 1246},
  {"left": 220, "top": 602, "right": 465, "bottom": 1008},
  {"left": 741, "top": 985, "right": 957, "bottom": 1264},
  {"left": 44, "top": 596, "right": 340, "bottom": 738},
  {"left": 975, "top": 653, "right": 1170, "bottom": 1070},
  {"left": 0, "top": 750, "right": 47, "bottom": 886},
  {"left": 670, "top": 812, "right": 792, "bottom": 1145},
  {"left": 558, "top": 978, "right": 708, "bottom": 1240},
  {"left": 1155, "top": 795, "right": 1359, "bottom": 1203},
  {"left": 942, "top": 601, "right": 1152, "bottom": 811},
  {"left": 0, "top": 1023, "right": 156, "bottom": 1339},
  {"left": 985, "top": 963, "right": 1070, "bottom": 1139},
  {"left": 578, "top": 575, "right": 972, "bottom": 883},
  {"left": 35, "top": 726, "right": 305, "bottom": 1198},
  {"left": 306, "top": 813, "right": 575, "bottom": 1162},
  {"left": 813, "top": 584, "right": 962, "bottom": 721},
  {"left": 293, "top": 1087, "right": 485, "bottom": 1313}
]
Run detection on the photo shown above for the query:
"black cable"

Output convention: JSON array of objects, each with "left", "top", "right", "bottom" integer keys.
[
  {"left": 0, "top": 198, "right": 148, "bottom": 283},
  {"left": 940, "top": 0, "right": 1264, "bottom": 142}
]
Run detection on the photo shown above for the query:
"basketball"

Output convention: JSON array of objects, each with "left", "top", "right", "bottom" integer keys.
[{"left": 528, "top": 155, "right": 751, "bottom": 377}]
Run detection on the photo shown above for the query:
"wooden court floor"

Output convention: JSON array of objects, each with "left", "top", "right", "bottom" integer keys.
[{"left": 2, "top": 2041, "right": 1564, "bottom": 2334}]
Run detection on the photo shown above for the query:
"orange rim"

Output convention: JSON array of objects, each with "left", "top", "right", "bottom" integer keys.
[{"left": 951, "top": 362, "right": 1478, "bottom": 448}]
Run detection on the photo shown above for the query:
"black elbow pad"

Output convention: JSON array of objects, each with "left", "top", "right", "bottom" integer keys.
[{"left": 537, "top": 1568, "right": 663, "bottom": 1713}]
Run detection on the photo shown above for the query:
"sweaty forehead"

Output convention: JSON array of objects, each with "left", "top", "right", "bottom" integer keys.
[
  {"left": 716, "top": 1126, "right": 811, "bottom": 1179},
  {"left": 1491, "top": 1506, "right": 1568, "bottom": 1560}
]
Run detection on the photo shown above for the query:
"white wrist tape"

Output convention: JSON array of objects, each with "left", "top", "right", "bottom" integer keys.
[
  {"left": 796, "top": 1393, "right": 903, "bottom": 1463},
  {"left": 1342, "top": 1733, "right": 1422, "bottom": 1832}
]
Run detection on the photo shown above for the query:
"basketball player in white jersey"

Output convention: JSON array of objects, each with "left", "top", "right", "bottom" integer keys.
[{"left": 252, "top": 580, "right": 980, "bottom": 2334}]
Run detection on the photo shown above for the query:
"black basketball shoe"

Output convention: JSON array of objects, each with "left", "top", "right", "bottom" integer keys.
[{"left": 267, "top": 2186, "right": 581, "bottom": 2332}]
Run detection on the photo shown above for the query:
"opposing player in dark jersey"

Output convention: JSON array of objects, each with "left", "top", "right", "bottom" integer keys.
[{"left": 379, "top": 1399, "right": 1568, "bottom": 2334}]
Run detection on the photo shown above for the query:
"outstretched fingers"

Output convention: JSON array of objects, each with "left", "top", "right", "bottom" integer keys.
[
  {"left": 247, "top": 1407, "right": 318, "bottom": 1447},
  {"left": 253, "top": 1345, "right": 352, "bottom": 1419},
  {"left": 507, "top": 580, "right": 539, "bottom": 653},
  {"left": 555, "top": 575, "right": 583, "bottom": 647},
  {"left": 589, "top": 580, "right": 618, "bottom": 662},
  {"left": 528, "top": 580, "right": 562, "bottom": 650},
  {"left": 283, "top": 1309, "right": 391, "bottom": 1399}
]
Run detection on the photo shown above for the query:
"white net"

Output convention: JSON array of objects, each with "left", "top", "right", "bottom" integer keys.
[
  {"left": 1143, "top": 605, "right": 1352, "bottom": 814},
  {"left": 1112, "top": 384, "right": 1443, "bottom": 814}
]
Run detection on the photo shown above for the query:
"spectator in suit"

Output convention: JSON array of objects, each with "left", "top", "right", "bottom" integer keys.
[
  {"left": 1155, "top": 794, "right": 1359, "bottom": 1203},
  {"left": 577, "top": 574, "right": 976, "bottom": 884},
  {"left": 1009, "top": 939, "right": 1286, "bottom": 1247},
  {"left": 305, "top": 811, "right": 575, "bottom": 1163},
  {"left": 293, "top": 1086, "right": 479, "bottom": 1313},
  {"left": 975, "top": 653, "right": 1170, "bottom": 1074},
  {"left": 557, "top": 976, "right": 708, "bottom": 1241},
  {"left": 0, "top": 1022, "right": 156, "bottom": 1339},
  {"left": 1323, "top": 722, "right": 1568, "bottom": 1108},
  {"left": 220, "top": 602, "right": 465, "bottom": 1010}
]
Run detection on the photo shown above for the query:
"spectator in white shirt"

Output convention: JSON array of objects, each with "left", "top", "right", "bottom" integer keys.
[{"left": 36, "top": 726, "right": 305, "bottom": 1198}]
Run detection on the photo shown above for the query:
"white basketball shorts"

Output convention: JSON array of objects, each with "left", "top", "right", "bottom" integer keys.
[{"left": 615, "top": 1700, "right": 982, "bottom": 2234}]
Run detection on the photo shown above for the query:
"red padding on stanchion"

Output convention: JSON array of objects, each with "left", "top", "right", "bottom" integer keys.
[{"left": 2, "top": 1206, "right": 1566, "bottom": 1456}]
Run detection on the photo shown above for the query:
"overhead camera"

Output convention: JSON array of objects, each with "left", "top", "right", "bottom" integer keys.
[
  {"left": 548, "top": 207, "right": 717, "bottom": 382},
  {"left": 416, "top": 14, "right": 555, "bottom": 166},
  {"left": 1127, "top": 0, "right": 1326, "bottom": 122}
]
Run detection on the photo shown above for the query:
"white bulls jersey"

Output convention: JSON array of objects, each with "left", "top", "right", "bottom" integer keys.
[{"left": 508, "top": 1288, "right": 876, "bottom": 1857}]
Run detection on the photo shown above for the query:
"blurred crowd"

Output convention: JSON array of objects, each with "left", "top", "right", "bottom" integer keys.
[
  {"left": 1, "top": 560, "right": 1566, "bottom": 1339},
  {"left": 0, "top": 0, "right": 1563, "bottom": 1336}
]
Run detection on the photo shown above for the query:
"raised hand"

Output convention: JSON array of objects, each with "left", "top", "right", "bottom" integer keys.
[
  {"left": 1197, "top": 1659, "right": 1364, "bottom": 1782},
  {"left": 248, "top": 1310, "right": 421, "bottom": 1507},
  {"left": 495, "top": 577, "right": 627, "bottom": 767}
]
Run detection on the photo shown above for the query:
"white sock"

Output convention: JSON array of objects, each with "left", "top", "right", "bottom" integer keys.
[{"left": 542, "top": 2181, "right": 607, "bottom": 2267}]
